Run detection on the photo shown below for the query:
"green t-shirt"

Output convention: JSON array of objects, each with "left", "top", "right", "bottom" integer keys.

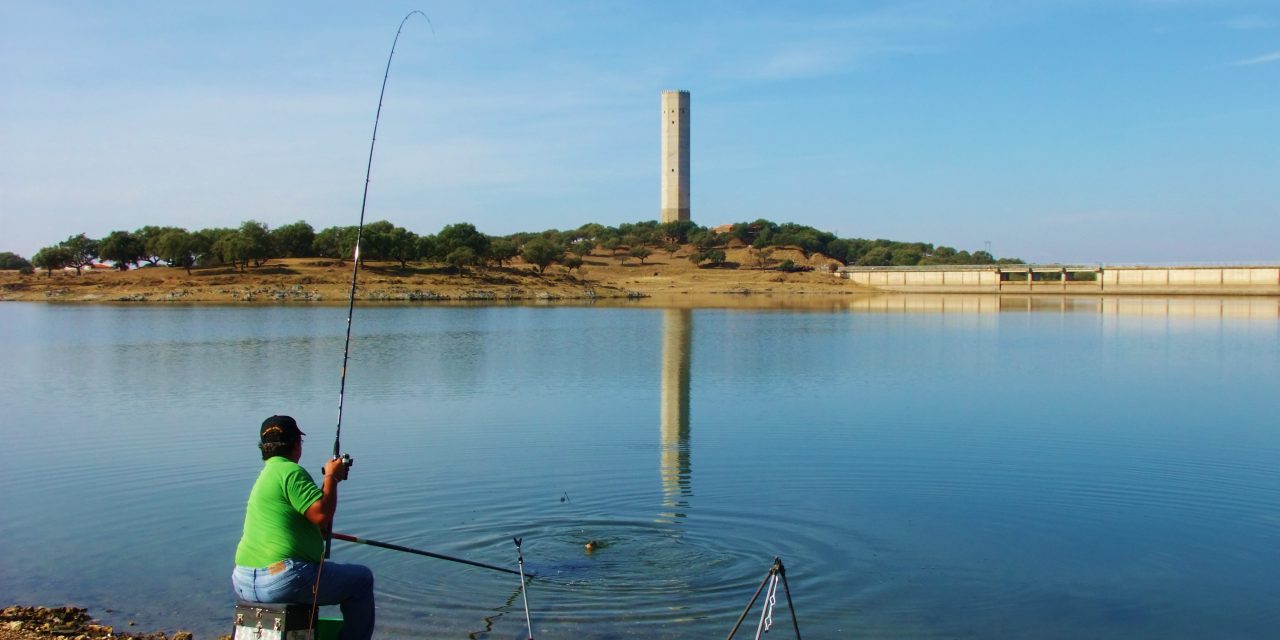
[{"left": 234, "top": 457, "right": 326, "bottom": 566}]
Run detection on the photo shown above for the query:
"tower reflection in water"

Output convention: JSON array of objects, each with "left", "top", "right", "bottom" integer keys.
[{"left": 659, "top": 308, "right": 693, "bottom": 520}]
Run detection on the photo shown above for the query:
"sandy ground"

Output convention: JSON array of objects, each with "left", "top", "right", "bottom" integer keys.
[{"left": 0, "top": 246, "right": 867, "bottom": 303}]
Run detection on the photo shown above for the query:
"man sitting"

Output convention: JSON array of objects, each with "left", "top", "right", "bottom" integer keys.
[{"left": 231, "top": 415, "right": 374, "bottom": 640}]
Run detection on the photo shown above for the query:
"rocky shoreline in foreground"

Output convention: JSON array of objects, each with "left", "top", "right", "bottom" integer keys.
[{"left": 0, "top": 607, "right": 218, "bottom": 640}]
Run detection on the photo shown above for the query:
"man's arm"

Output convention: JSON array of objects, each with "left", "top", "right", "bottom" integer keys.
[{"left": 304, "top": 458, "right": 348, "bottom": 532}]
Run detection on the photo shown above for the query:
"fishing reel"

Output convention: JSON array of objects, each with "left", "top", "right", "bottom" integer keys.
[{"left": 325, "top": 453, "right": 354, "bottom": 476}]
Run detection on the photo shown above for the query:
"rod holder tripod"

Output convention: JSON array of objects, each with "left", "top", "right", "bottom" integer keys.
[{"left": 725, "top": 557, "right": 801, "bottom": 640}]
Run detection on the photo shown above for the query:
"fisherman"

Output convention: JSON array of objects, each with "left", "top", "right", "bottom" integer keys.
[{"left": 231, "top": 415, "right": 374, "bottom": 640}]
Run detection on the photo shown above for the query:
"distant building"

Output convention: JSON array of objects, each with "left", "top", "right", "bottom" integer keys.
[{"left": 661, "top": 90, "right": 690, "bottom": 223}]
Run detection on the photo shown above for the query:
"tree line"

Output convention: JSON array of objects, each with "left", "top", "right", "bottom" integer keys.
[{"left": 5, "top": 218, "right": 1022, "bottom": 276}]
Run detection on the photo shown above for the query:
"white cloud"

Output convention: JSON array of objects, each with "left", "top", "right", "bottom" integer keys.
[
  {"left": 756, "top": 47, "right": 850, "bottom": 80},
  {"left": 1231, "top": 50, "right": 1280, "bottom": 65}
]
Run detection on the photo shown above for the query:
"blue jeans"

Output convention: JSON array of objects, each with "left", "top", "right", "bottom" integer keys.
[{"left": 232, "top": 559, "right": 374, "bottom": 640}]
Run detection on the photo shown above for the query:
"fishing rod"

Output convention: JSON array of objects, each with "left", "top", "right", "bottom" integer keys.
[
  {"left": 514, "top": 538, "right": 535, "bottom": 639},
  {"left": 326, "top": 9, "right": 432, "bottom": 559},
  {"left": 332, "top": 532, "right": 527, "bottom": 577}
]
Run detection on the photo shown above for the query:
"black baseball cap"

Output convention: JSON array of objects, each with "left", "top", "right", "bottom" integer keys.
[{"left": 260, "top": 415, "right": 306, "bottom": 444}]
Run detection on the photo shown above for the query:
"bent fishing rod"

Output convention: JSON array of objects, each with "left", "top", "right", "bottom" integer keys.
[{"left": 325, "top": 9, "right": 432, "bottom": 559}]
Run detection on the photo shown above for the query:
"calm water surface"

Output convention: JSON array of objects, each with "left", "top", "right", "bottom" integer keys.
[{"left": 1, "top": 296, "right": 1277, "bottom": 639}]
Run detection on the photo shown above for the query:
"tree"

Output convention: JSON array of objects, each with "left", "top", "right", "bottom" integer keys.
[
  {"left": 313, "top": 226, "right": 359, "bottom": 262},
  {"left": 136, "top": 226, "right": 184, "bottom": 265},
  {"left": 568, "top": 240, "right": 593, "bottom": 258},
  {"left": 890, "top": 246, "right": 923, "bottom": 266},
  {"left": 618, "top": 221, "right": 661, "bottom": 246},
  {"left": 0, "top": 252, "right": 32, "bottom": 271},
  {"left": 750, "top": 246, "right": 774, "bottom": 269},
  {"left": 237, "top": 220, "right": 273, "bottom": 267},
  {"left": 358, "top": 220, "right": 396, "bottom": 262},
  {"left": 98, "top": 231, "right": 145, "bottom": 269},
  {"left": 601, "top": 237, "right": 621, "bottom": 256},
  {"left": 825, "top": 238, "right": 853, "bottom": 264},
  {"left": 856, "top": 246, "right": 892, "bottom": 266},
  {"left": 771, "top": 223, "right": 833, "bottom": 258},
  {"left": 731, "top": 219, "right": 776, "bottom": 245},
  {"left": 415, "top": 235, "right": 441, "bottom": 263},
  {"left": 445, "top": 246, "right": 478, "bottom": 273},
  {"left": 520, "top": 238, "right": 560, "bottom": 274},
  {"left": 270, "top": 221, "right": 315, "bottom": 258},
  {"left": 561, "top": 255, "right": 583, "bottom": 273},
  {"left": 628, "top": 245, "right": 652, "bottom": 264},
  {"left": 661, "top": 219, "right": 697, "bottom": 244},
  {"left": 212, "top": 233, "right": 251, "bottom": 271},
  {"left": 689, "top": 249, "right": 726, "bottom": 268},
  {"left": 385, "top": 226, "right": 419, "bottom": 268},
  {"left": 192, "top": 227, "right": 232, "bottom": 266},
  {"left": 690, "top": 229, "right": 722, "bottom": 251},
  {"left": 489, "top": 239, "right": 518, "bottom": 268},
  {"left": 664, "top": 243, "right": 680, "bottom": 258},
  {"left": 574, "top": 222, "right": 607, "bottom": 243},
  {"left": 58, "top": 233, "right": 99, "bottom": 275},
  {"left": 438, "top": 223, "right": 491, "bottom": 263},
  {"left": 932, "top": 246, "right": 958, "bottom": 261},
  {"left": 156, "top": 230, "right": 200, "bottom": 274},
  {"left": 31, "top": 246, "right": 71, "bottom": 276}
]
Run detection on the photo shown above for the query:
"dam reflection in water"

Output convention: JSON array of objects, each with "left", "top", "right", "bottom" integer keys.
[{"left": 659, "top": 308, "right": 693, "bottom": 520}]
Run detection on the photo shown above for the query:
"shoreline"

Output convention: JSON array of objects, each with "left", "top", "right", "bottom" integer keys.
[
  {"left": 5, "top": 251, "right": 1276, "bottom": 305},
  {"left": 0, "top": 606, "right": 213, "bottom": 640},
  {"left": 0, "top": 248, "right": 865, "bottom": 304}
]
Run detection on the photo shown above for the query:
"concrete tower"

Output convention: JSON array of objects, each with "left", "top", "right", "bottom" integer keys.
[{"left": 661, "top": 90, "right": 690, "bottom": 223}]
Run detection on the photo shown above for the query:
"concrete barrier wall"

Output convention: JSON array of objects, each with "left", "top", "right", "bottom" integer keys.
[
  {"left": 844, "top": 269, "right": 998, "bottom": 291},
  {"left": 840, "top": 266, "right": 1280, "bottom": 295},
  {"left": 1103, "top": 267, "right": 1279, "bottom": 289}
]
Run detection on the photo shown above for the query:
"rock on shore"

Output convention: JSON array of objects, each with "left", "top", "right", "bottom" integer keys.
[{"left": 0, "top": 606, "right": 214, "bottom": 640}]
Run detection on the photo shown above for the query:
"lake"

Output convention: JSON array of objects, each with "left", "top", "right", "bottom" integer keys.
[{"left": 1, "top": 295, "right": 1277, "bottom": 639}]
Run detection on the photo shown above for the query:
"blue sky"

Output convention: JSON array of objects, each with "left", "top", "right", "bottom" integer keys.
[{"left": 2, "top": 1, "right": 1276, "bottom": 263}]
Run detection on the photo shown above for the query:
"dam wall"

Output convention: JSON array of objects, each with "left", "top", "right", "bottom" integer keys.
[{"left": 837, "top": 265, "right": 1280, "bottom": 296}]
